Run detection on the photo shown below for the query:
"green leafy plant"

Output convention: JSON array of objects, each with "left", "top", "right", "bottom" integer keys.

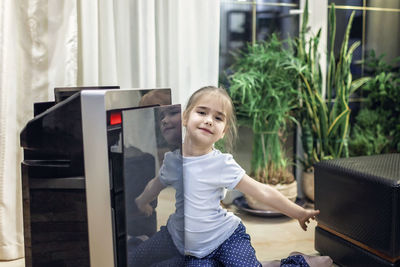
[
  {"left": 356, "top": 51, "right": 400, "bottom": 152},
  {"left": 227, "top": 34, "right": 298, "bottom": 184},
  {"left": 286, "top": 1, "right": 370, "bottom": 171},
  {"left": 349, "top": 109, "right": 389, "bottom": 156}
]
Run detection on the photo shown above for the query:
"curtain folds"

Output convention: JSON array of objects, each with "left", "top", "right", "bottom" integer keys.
[
  {"left": 0, "top": 0, "right": 220, "bottom": 260},
  {"left": 79, "top": 0, "right": 221, "bottom": 104},
  {"left": 0, "top": 0, "right": 24, "bottom": 260}
]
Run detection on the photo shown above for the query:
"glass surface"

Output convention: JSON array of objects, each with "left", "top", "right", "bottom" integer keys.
[
  {"left": 366, "top": 0, "right": 400, "bottom": 9},
  {"left": 220, "top": 2, "right": 253, "bottom": 72},
  {"left": 329, "top": 9, "right": 363, "bottom": 77},
  {"left": 221, "top": 0, "right": 299, "bottom": 4},
  {"left": 365, "top": 10, "right": 400, "bottom": 63},
  {"left": 329, "top": 0, "right": 363, "bottom": 6},
  {"left": 328, "top": 3, "right": 400, "bottom": 77},
  {"left": 105, "top": 88, "right": 173, "bottom": 266},
  {"left": 256, "top": 3, "right": 299, "bottom": 42},
  {"left": 220, "top": 0, "right": 252, "bottom": 3},
  {"left": 256, "top": 0, "right": 299, "bottom": 6},
  {"left": 329, "top": 1, "right": 400, "bottom": 10},
  {"left": 122, "top": 104, "right": 183, "bottom": 266},
  {"left": 219, "top": 0, "right": 299, "bottom": 74}
]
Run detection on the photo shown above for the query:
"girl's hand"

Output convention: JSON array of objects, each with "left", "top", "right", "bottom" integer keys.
[
  {"left": 135, "top": 197, "right": 154, "bottom": 217},
  {"left": 298, "top": 209, "right": 320, "bottom": 231},
  {"left": 133, "top": 177, "right": 166, "bottom": 217}
]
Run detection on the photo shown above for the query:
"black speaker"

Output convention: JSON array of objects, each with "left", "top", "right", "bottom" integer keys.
[{"left": 315, "top": 154, "right": 400, "bottom": 266}]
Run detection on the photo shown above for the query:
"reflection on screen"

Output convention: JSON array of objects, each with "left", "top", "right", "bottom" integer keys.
[{"left": 122, "top": 105, "right": 184, "bottom": 266}]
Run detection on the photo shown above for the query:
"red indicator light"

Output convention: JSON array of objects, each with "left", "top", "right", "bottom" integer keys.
[{"left": 110, "top": 112, "right": 122, "bottom": 125}]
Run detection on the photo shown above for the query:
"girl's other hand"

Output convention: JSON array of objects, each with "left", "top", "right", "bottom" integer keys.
[
  {"left": 298, "top": 209, "right": 319, "bottom": 231},
  {"left": 135, "top": 198, "right": 154, "bottom": 217}
]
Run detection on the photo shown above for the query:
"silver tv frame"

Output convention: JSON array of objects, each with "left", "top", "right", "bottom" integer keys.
[{"left": 80, "top": 88, "right": 170, "bottom": 267}]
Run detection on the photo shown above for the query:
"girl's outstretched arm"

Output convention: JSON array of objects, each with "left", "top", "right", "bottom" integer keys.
[
  {"left": 135, "top": 176, "right": 166, "bottom": 216},
  {"left": 235, "top": 174, "right": 319, "bottom": 231}
]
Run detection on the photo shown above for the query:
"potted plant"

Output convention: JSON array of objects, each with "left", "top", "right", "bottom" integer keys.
[
  {"left": 287, "top": 2, "right": 370, "bottom": 201},
  {"left": 227, "top": 34, "right": 299, "bottom": 210}
]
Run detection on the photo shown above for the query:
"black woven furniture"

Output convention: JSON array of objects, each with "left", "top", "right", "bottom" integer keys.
[{"left": 314, "top": 153, "right": 400, "bottom": 267}]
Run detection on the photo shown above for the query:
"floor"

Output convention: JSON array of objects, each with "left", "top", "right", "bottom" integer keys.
[{"left": 0, "top": 188, "right": 334, "bottom": 267}]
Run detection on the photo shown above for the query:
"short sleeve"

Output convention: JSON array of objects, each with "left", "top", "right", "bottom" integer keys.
[
  {"left": 158, "top": 160, "right": 169, "bottom": 187},
  {"left": 219, "top": 154, "right": 245, "bottom": 190},
  {"left": 159, "top": 150, "right": 182, "bottom": 187}
]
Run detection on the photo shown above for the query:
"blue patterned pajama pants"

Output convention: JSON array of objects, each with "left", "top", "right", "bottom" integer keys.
[
  {"left": 281, "top": 255, "right": 310, "bottom": 266},
  {"left": 185, "top": 222, "right": 261, "bottom": 267},
  {"left": 128, "top": 223, "right": 309, "bottom": 267},
  {"left": 184, "top": 222, "right": 310, "bottom": 267},
  {"left": 128, "top": 226, "right": 184, "bottom": 267}
]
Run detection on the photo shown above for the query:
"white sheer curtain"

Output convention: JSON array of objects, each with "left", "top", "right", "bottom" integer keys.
[
  {"left": 0, "top": 0, "right": 220, "bottom": 260},
  {"left": 79, "top": 0, "right": 220, "bottom": 104}
]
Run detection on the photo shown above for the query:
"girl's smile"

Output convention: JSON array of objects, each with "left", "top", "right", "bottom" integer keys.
[{"left": 198, "top": 127, "right": 213, "bottom": 134}]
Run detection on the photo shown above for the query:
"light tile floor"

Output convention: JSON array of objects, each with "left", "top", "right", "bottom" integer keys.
[
  {"left": 0, "top": 188, "right": 335, "bottom": 267},
  {"left": 0, "top": 260, "right": 24, "bottom": 267}
]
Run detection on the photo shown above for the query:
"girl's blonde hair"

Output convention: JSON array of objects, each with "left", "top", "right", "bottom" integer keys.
[{"left": 183, "top": 86, "right": 238, "bottom": 152}]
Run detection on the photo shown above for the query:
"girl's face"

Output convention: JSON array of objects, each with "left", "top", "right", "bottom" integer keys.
[
  {"left": 183, "top": 94, "right": 228, "bottom": 150},
  {"left": 160, "top": 106, "right": 181, "bottom": 146}
]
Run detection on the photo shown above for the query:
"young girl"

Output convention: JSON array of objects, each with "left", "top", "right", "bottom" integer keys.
[{"left": 135, "top": 86, "right": 332, "bottom": 267}]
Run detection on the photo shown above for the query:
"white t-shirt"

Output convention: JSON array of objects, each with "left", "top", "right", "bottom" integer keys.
[
  {"left": 183, "top": 149, "right": 245, "bottom": 258},
  {"left": 159, "top": 149, "right": 185, "bottom": 255}
]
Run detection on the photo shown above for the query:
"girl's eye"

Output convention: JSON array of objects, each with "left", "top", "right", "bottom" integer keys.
[
  {"left": 168, "top": 111, "right": 180, "bottom": 116},
  {"left": 215, "top": 116, "right": 223, "bottom": 121},
  {"left": 197, "top": 111, "right": 206, "bottom": 115}
]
